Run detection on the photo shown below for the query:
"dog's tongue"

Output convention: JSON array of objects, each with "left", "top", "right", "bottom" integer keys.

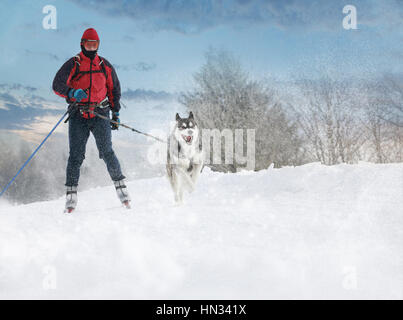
[{"left": 186, "top": 136, "right": 192, "bottom": 142}]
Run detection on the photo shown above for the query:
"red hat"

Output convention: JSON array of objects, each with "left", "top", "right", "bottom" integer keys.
[{"left": 81, "top": 28, "right": 100, "bottom": 41}]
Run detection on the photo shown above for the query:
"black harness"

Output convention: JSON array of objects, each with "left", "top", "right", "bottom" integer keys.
[
  {"left": 70, "top": 55, "right": 108, "bottom": 83},
  {"left": 70, "top": 55, "right": 109, "bottom": 114},
  {"left": 64, "top": 55, "right": 110, "bottom": 121}
]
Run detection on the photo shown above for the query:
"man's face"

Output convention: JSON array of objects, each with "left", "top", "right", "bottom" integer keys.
[{"left": 82, "top": 40, "right": 99, "bottom": 51}]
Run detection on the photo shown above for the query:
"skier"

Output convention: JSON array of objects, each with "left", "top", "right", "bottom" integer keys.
[{"left": 53, "top": 28, "right": 131, "bottom": 213}]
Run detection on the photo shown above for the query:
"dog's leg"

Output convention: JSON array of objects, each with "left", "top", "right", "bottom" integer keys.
[
  {"left": 189, "top": 152, "right": 204, "bottom": 190},
  {"left": 191, "top": 151, "right": 204, "bottom": 178},
  {"left": 169, "top": 168, "right": 179, "bottom": 204},
  {"left": 190, "top": 163, "right": 203, "bottom": 187},
  {"left": 173, "top": 170, "right": 184, "bottom": 205},
  {"left": 177, "top": 167, "right": 195, "bottom": 192},
  {"left": 178, "top": 181, "right": 184, "bottom": 204},
  {"left": 177, "top": 181, "right": 184, "bottom": 205}
]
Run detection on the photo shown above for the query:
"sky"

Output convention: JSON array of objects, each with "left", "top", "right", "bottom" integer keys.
[{"left": 0, "top": 0, "right": 402, "bottom": 142}]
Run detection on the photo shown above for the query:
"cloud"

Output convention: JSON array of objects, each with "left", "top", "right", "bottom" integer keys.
[
  {"left": 6, "top": 114, "right": 67, "bottom": 144},
  {"left": 0, "top": 83, "right": 66, "bottom": 134},
  {"left": 0, "top": 93, "right": 20, "bottom": 109},
  {"left": 0, "top": 83, "right": 37, "bottom": 92},
  {"left": 0, "top": 84, "right": 64, "bottom": 111},
  {"left": 122, "top": 88, "right": 174, "bottom": 101},
  {"left": 0, "top": 105, "right": 61, "bottom": 130},
  {"left": 67, "top": 0, "right": 403, "bottom": 34},
  {"left": 24, "top": 50, "right": 60, "bottom": 61},
  {"left": 113, "top": 62, "right": 156, "bottom": 72},
  {"left": 122, "top": 34, "right": 136, "bottom": 41},
  {"left": 54, "top": 22, "right": 92, "bottom": 36}
]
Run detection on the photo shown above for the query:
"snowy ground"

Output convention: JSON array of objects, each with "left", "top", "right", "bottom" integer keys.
[{"left": 0, "top": 162, "right": 402, "bottom": 299}]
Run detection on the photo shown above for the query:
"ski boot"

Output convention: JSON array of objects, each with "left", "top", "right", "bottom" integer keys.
[
  {"left": 64, "top": 186, "right": 77, "bottom": 213},
  {"left": 114, "top": 179, "right": 131, "bottom": 209}
]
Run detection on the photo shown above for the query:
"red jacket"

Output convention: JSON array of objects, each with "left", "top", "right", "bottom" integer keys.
[{"left": 53, "top": 52, "right": 121, "bottom": 119}]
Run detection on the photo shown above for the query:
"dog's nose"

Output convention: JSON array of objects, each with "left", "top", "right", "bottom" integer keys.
[{"left": 187, "top": 130, "right": 193, "bottom": 135}]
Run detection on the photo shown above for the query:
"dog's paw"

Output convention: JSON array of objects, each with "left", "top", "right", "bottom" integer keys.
[
  {"left": 187, "top": 183, "right": 195, "bottom": 193},
  {"left": 174, "top": 199, "right": 184, "bottom": 206},
  {"left": 174, "top": 194, "right": 184, "bottom": 206}
]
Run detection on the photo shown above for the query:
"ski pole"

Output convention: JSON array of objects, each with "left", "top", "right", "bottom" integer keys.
[
  {"left": 0, "top": 102, "right": 77, "bottom": 198},
  {"left": 89, "top": 109, "right": 167, "bottom": 143}
]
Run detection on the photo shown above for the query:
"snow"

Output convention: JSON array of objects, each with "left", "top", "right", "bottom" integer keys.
[{"left": 0, "top": 162, "right": 402, "bottom": 299}]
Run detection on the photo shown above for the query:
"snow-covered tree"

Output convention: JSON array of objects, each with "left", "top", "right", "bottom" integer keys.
[
  {"left": 180, "top": 48, "right": 303, "bottom": 172},
  {"left": 292, "top": 77, "right": 366, "bottom": 165},
  {"left": 362, "top": 76, "right": 403, "bottom": 163}
]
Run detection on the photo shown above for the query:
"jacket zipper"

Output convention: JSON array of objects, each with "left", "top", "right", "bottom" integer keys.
[{"left": 88, "top": 59, "right": 93, "bottom": 110}]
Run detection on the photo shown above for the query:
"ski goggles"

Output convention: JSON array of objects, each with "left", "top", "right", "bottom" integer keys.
[{"left": 81, "top": 39, "right": 99, "bottom": 50}]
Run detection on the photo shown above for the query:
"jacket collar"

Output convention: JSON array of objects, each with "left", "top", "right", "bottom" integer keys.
[{"left": 78, "top": 51, "right": 100, "bottom": 64}]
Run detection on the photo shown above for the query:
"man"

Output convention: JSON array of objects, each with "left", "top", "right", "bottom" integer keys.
[{"left": 53, "top": 28, "right": 131, "bottom": 213}]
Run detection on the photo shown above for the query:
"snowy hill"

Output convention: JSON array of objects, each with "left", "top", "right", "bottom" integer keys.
[{"left": 0, "top": 162, "right": 402, "bottom": 299}]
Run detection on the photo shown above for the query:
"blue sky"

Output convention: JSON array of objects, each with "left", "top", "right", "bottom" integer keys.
[{"left": 0, "top": 0, "right": 402, "bottom": 141}]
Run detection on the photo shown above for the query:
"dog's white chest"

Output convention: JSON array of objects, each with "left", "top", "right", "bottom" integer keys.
[{"left": 181, "top": 143, "right": 197, "bottom": 160}]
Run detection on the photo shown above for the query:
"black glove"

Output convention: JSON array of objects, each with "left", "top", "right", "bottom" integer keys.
[{"left": 111, "top": 112, "right": 120, "bottom": 130}]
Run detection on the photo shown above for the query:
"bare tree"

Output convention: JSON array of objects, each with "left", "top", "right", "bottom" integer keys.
[
  {"left": 380, "top": 74, "right": 403, "bottom": 128},
  {"left": 180, "top": 48, "right": 304, "bottom": 172},
  {"left": 292, "top": 77, "right": 365, "bottom": 165},
  {"left": 361, "top": 77, "right": 403, "bottom": 163}
]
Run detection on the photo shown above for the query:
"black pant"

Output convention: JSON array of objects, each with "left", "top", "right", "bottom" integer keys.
[{"left": 65, "top": 111, "right": 125, "bottom": 186}]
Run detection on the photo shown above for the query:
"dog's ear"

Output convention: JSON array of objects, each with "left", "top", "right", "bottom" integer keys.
[
  {"left": 176, "top": 113, "right": 181, "bottom": 121},
  {"left": 189, "top": 111, "right": 194, "bottom": 119}
]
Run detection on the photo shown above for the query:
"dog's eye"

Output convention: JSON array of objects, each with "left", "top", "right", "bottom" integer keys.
[{"left": 181, "top": 124, "right": 187, "bottom": 129}]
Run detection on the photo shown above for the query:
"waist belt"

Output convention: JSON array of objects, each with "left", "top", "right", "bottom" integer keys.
[{"left": 78, "top": 97, "right": 110, "bottom": 113}]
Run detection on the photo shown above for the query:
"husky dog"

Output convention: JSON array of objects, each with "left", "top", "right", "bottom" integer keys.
[{"left": 166, "top": 111, "right": 204, "bottom": 204}]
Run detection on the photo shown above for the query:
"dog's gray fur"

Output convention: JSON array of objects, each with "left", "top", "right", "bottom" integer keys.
[{"left": 166, "top": 111, "right": 204, "bottom": 204}]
